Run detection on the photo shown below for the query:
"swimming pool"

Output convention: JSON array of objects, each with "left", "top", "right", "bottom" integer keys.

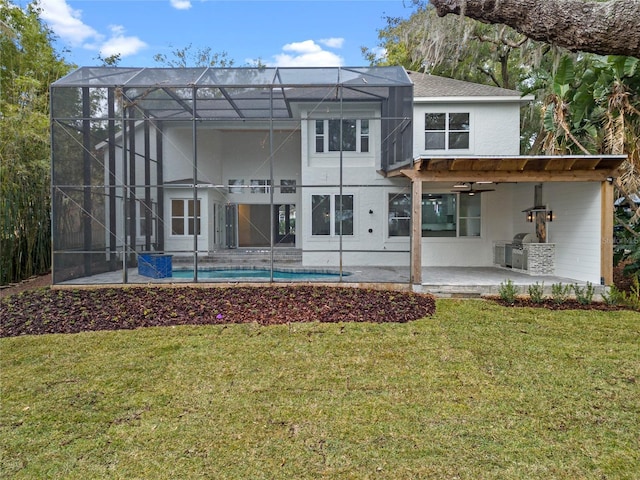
[{"left": 172, "top": 268, "right": 349, "bottom": 280}]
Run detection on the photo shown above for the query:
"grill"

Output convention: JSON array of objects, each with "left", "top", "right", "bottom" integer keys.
[{"left": 505, "top": 233, "right": 537, "bottom": 268}]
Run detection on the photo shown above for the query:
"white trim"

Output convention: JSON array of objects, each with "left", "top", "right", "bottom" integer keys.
[{"left": 414, "top": 95, "right": 534, "bottom": 104}]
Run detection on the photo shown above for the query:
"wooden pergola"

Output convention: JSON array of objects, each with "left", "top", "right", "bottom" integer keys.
[{"left": 387, "top": 155, "right": 628, "bottom": 286}]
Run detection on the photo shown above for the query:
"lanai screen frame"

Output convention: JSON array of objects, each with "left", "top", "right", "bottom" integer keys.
[{"left": 50, "top": 66, "right": 414, "bottom": 285}]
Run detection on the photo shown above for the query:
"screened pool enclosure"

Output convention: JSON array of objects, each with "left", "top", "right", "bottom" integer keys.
[{"left": 51, "top": 66, "right": 414, "bottom": 285}]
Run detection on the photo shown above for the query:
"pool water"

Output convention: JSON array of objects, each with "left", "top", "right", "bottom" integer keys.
[{"left": 172, "top": 268, "right": 348, "bottom": 280}]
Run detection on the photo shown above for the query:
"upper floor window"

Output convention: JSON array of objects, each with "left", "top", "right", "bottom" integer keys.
[
  {"left": 250, "top": 179, "right": 271, "bottom": 194},
  {"left": 315, "top": 119, "right": 370, "bottom": 153},
  {"left": 228, "top": 179, "right": 244, "bottom": 194},
  {"left": 280, "top": 179, "right": 297, "bottom": 194},
  {"left": 425, "top": 113, "right": 469, "bottom": 150}
]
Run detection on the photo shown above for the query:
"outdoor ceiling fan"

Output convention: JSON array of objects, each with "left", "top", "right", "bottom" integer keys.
[{"left": 450, "top": 182, "right": 495, "bottom": 195}]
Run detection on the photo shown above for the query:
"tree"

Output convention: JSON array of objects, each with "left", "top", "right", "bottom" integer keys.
[
  {"left": 363, "top": 3, "right": 541, "bottom": 89},
  {"left": 364, "top": 2, "right": 554, "bottom": 151},
  {"left": 0, "top": 0, "right": 71, "bottom": 284},
  {"left": 430, "top": 0, "right": 640, "bottom": 58},
  {"left": 153, "top": 44, "right": 234, "bottom": 68}
]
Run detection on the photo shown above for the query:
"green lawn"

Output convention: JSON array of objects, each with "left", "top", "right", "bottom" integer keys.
[{"left": 1, "top": 299, "right": 639, "bottom": 479}]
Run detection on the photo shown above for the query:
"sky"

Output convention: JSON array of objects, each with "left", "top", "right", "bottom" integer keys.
[{"left": 19, "top": 0, "right": 416, "bottom": 68}]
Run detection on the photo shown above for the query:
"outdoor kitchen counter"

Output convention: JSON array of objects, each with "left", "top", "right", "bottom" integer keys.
[
  {"left": 494, "top": 242, "right": 555, "bottom": 275},
  {"left": 522, "top": 243, "right": 555, "bottom": 275}
]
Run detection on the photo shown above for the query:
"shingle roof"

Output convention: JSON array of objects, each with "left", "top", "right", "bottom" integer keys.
[{"left": 407, "top": 70, "right": 524, "bottom": 98}]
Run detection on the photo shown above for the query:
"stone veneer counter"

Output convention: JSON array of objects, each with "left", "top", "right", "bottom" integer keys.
[{"left": 524, "top": 243, "right": 555, "bottom": 275}]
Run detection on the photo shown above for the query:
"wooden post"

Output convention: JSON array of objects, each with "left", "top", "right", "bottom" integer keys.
[
  {"left": 601, "top": 180, "right": 614, "bottom": 285},
  {"left": 411, "top": 177, "right": 422, "bottom": 285}
]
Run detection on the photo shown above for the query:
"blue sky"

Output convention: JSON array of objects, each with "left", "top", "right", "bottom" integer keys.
[{"left": 22, "top": 0, "right": 416, "bottom": 67}]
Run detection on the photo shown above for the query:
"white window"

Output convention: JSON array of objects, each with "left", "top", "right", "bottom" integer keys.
[
  {"left": 425, "top": 113, "right": 469, "bottom": 150},
  {"left": 280, "top": 179, "right": 296, "bottom": 194},
  {"left": 171, "top": 199, "right": 201, "bottom": 236},
  {"left": 311, "top": 194, "right": 354, "bottom": 236},
  {"left": 387, "top": 192, "right": 481, "bottom": 238},
  {"left": 250, "top": 179, "right": 271, "bottom": 194},
  {"left": 388, "top": 193, "right": 411, "bottom": 237},
  {"left": 315, "top": 119, "right": 370, "bottom": 153},
  {"left": 228, "top": 179, "right": 244, "bottom": 194}
]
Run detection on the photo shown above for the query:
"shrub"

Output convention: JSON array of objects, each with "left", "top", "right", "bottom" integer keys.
[
  {"left": 622, "top": 276, "right": 640, "bottom": 310},
  {"left": 573, "top": 282, "right": 595, "bottom": 305},
  {"left": 601, "top": 285, "right": 624, "bottom": 306},
  {"left": 528, "top": 282, "right": 545, "bottom": 304},
  {"left": 551, "top": 283, "right": 571, "bottom": 304},
  {"left": 499, "top": 279, "right": 519, "bottom": 304}
]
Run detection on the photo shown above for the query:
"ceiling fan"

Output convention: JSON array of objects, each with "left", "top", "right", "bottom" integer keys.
[{"left": 450, "top": 182, "right": 495, "bottom": 195}]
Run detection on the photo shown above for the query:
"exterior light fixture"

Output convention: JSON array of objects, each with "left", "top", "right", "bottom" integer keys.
[
  {"left": 526, "top": 211, "right": 534, "bottom": 222},
  {"left": 546, "top": 211, "right": 554, "bottom": 222}
]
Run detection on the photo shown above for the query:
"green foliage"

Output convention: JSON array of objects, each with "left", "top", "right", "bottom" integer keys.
[
  {"left": 527, "top": 281, "right": 545, "bottom": 303},
  {"left": 153, "top": 43, "right": 234, "bottom": 68},
  {"left": 498, "top": 279, "right": 519, "bottom": 303},
  {"left": 551, "top": 283, "right": 571, "bottom": 304},
  {"left": 364, "top": 2, "right": 538, "bottom": 90},
  {"left": 620, "top": 277, "right": 640, "bottom": 310},
  {"left": 614, "top": 203, "right": 640, "bottom": 278},
  {"left": 0, "top": 0, "right": 71, "bottom": 284},
  {"left": 601, "top": 285, "right": 624, "bottom": 306},
  {"left": 572, "top": 282, "right": 595, "bottom": 305},
  {"left": 605, "top": 278, "right": 640, "bottom": 310}
]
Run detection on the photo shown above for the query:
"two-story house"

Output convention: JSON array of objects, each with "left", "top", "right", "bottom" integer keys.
[{"left": 50, "top": 66, "right": 625, "bottom": 287}]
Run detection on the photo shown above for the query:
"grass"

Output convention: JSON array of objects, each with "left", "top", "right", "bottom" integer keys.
[{"left": 1, "top": 299, "right": 639, "bottom": 479}]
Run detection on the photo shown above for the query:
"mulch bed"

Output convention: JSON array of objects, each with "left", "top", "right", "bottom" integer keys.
[
  {"left": 489, "top": 297, "right": 630, "bottom": 311},
  {"left": 0, "top": 285, "right": 437, "bottom": 338}
]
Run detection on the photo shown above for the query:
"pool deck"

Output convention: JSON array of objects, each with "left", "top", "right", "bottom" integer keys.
[{"left": 55, "top": 265, "right": 599, "bottom": 298}]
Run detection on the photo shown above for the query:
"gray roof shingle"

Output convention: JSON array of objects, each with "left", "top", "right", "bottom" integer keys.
[{"left": 408, "top": 70, "right": 524, "bottom": 98}]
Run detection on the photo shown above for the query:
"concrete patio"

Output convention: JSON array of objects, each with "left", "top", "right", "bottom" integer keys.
[{"left": 56, "top": 264, "right": 596, "bottom": 298}]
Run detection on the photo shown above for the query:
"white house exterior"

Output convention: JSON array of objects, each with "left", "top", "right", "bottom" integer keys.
[{"left": 50, "top": 67, "right": 624, "bottom": 286}]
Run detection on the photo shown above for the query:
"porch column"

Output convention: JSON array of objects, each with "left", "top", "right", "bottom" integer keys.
[
  {"left": 410, "top": 177, "right": 422, "bottom": 285},
  {"left": 601, "top": 180, "right": 614, "bottom": 285}
]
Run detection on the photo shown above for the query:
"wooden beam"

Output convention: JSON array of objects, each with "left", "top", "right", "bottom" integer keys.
[
  {"left": 409, "top": 169, "right": 619, "bottom": 183},
  {"left": 426, "top": 158, "right": 453, "bottom": 170},
  {"left": 544, "top": 157, "right": 578, "bottom": 171},
  {"left": 601, "top": 180, "right": 614, "bottom": 286},
  {"left": 411, "top": 178, "right": 422, "bottom": 285},
  {"left": 579, "top": 158, "right": 604, "bottom": 170},
  {"left": 497, "top": 158, "right": 528, "bottom": 170}
]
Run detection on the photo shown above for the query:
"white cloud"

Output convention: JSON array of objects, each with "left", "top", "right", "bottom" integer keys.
[
  {"left": 320, "top": 37, "right": 344, "bottom": 49},
  {"left": 370, "top": 46, "right": 387, "bottom": 62},
  {"left": 99, "top": 25, "right": 148, "bottom": 58},
  {"left": 39, "top": 0, "right": 102, "bottom": 45},
  {"left": 271, "top": 40, "right": 344, "bottom": 67},
  {"left": 36, "top": 0, "right": 147, "bottom": 60},
  {"left": 170, "top": 0, "right": 192, "bottom": 10}
]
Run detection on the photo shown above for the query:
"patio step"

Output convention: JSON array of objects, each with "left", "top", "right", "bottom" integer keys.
[
  {"left": 173, "top": 248, "right": 302, "bottom": 265},
  {"left": 421, "top": 284, "right": 496, "bottom": 298}
]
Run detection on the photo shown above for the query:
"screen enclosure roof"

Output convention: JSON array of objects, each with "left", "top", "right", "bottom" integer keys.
[{"left": 52, "top": 66, "right": 413, "bottom": 120}]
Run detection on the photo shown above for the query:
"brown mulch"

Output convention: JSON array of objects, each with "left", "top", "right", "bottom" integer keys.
[
  {"left": 0, "top": 273, "right": 52, "bottom": 300},
  {"left": 0, "top": 285, "right": 436, "bottom": 338},
  {"left": 491, "top": 297, "right": 629, "bottom": 311}
]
